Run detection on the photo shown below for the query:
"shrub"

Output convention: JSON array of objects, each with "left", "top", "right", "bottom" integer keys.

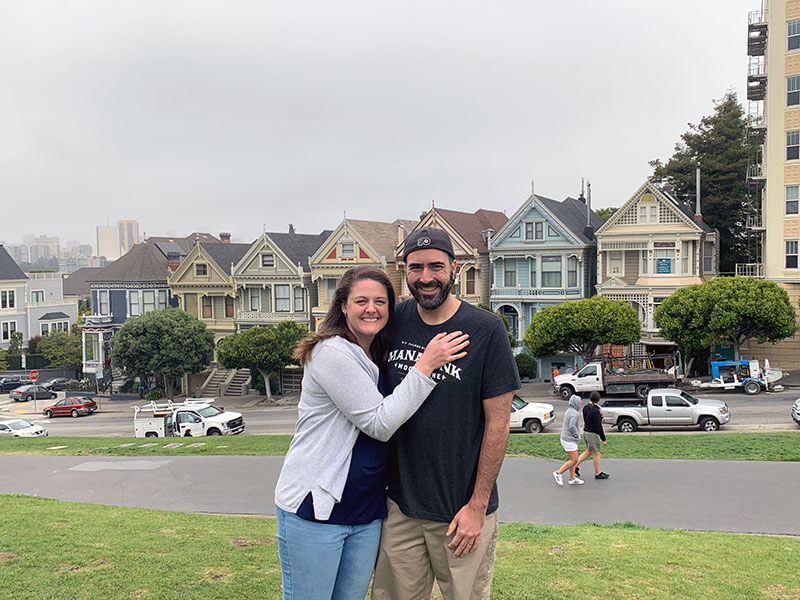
[
  {"left": 145, "top": 389, "right": 165, "bottom": 402},
  {"left": 64, "top": 379, "right": 81, "bottom": 391},
  {"left": 515, "top": 353, "right": 537, "bottom": 379},
  {"left": 78, "top": 378, "right": 96, "bottom": 392}
]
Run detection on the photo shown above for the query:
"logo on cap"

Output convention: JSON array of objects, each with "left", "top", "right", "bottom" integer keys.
[{"left": 417, "top": 237, "right": 431, "bottom": 247}]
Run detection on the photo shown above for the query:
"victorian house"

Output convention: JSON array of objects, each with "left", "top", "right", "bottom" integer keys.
[
  {"left": 489, "top": 190, "right": 603, "bottom": 374},
  {"left": 232, "top": 226, "right": 331, "bottom": 332},
  {"left": 595, "top": 181, "right": 719, "bottom": 354},
  {"left": 395, "top": 207, "right": 508, "bottom": 305},
  {"left": 309, "top": 218, "right": 416, "bottom": 329}
]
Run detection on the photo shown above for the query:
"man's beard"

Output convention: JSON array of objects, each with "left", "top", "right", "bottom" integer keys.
[{"left": 409, "top": 274, "right": 455, "bottom": 310}]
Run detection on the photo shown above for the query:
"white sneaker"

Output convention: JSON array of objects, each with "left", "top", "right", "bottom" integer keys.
[
  {"left": 568, "top": 477, "right": 585, "bottom": 485},
  {"left": 553, "top": 471, "right": 563, "bottom": 486}
]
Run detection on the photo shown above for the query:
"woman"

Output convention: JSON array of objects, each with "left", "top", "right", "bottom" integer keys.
[
  {"left": 274, "top": 266, "right": 469, "bottom": 600},
  {"left": 553, "top": 394, "right": 584, "bottom": 486},
  {"left": 577, "top": 391, "right": 609, "bottom": 479}
]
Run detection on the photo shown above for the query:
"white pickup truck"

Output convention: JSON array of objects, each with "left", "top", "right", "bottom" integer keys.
[
  {"left": 133, "top": 398, "right": 245, "bottom": 437},
  {"left": 554, "top": 362, "right": 678, "bottom": 400},
  {"left": 600, "top": 388, "right": 730, "bottom": 433},
  {"left": 510, "top": 394, "right": 555, "bottom": 434}
]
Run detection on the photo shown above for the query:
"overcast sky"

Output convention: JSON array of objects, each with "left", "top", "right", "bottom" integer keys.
[{"left": 1, "top": 0, "right": 756, "bottom": 249}]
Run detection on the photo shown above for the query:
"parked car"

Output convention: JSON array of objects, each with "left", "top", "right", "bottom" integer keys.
[
  {"left": 9, "top": 385, "right": 57, "bottom": 402},
  {"left": 0, "top": 418, "right": 48, "bottom": 437},
  {"left": 510, "top": 394, "right": 556, "bottom": 433},
  {"left": 43, "top": 396, "right": 98, "bottom": 418},
  {"left": 601, "top": 388, "right": 729, "bottom": 432},
  {"left": 0, "top": 377, "right": 32, "bottom": 392},
  {"left": 42, "top": 377, "right": 70, "bottom": 391},
  {"left": 792, "top": 398, "right": 800, "bottom": 427}
]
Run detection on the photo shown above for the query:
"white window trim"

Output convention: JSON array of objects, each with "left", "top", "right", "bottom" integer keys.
[
  {"left": 261, "top": 253, "right": 275, "bottom": 268},
  {"left": 1, "top": 320, "right": 18, "bottom": 341},
  {"left": 607, "top": 251, "right": 624, "bottom": 277},
  {"left": 31, "top": 289, "right": 45, "bottom": 304}
]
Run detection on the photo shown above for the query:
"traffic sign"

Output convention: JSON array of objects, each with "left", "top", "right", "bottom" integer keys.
[{"left": 29, "top": 370, "right": 39, "bottom": 381}]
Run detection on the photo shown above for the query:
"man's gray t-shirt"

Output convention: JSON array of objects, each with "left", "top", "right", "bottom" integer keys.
[{"left": 386, "top": 299, "right": 521, "bottom": 523}]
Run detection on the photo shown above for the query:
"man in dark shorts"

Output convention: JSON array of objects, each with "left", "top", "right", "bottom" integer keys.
[
  {"left": 372, "top": 227, "right": 521, "bottom": 600},
  {"left": 578, "top": 391, "right": 609, "bottom": 479}
]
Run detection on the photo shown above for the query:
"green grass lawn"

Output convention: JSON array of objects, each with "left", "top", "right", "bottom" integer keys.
[
  {"left": 1, "top": 431, "right": 799, "bottom": 461},
  {"left": 0, "top": 495, "right": 797, "bottom": 600}
]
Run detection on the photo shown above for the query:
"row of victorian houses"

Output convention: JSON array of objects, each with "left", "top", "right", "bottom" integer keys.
[{"left": 64, "top": 179, "right": 720, "bottom": 392}]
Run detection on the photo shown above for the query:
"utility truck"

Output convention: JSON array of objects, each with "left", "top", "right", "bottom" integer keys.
[
  {"left": 133, "top": 398, "right": 245, "bottom": 438},
  {"left": 690, "top": 360, "right": 783, "bottom": 395},
  {"left": 600, "top": 388, "right": 730, "bottom": 433},
  {"left": 553, "top": 354, "right": 679, "bottom": 400}
]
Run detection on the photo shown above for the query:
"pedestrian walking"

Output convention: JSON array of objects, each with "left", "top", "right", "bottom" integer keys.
[
  {"left": 553, "top": 394, "right": 583, "bottom": 486},
  {"left": 577, "top": 391, "right": 609, "bottom": 479}
]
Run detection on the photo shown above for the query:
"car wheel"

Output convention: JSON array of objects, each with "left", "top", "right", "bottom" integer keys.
[
  {"left": 618, "top": 418, "right": 638, "bottom": 433},
  {"left": 743, "top": 381, "right": 760, "bottom": 395},
  {"left": 559, "top": 385, "right": 574, "bottom": 401},
  {"left": 699, "top": 416, "right": 719, "bottom": 431},
  {"left": 635, "top": 385, "right": 650, "bottom": 400},
  {"left": 524, "top": 419, "right": 542, "bottom": 434},
  {"left": 45, "top": 410, "right": 54, "bottom": 418},
  {"left": 207, "top": 429, "right": 222, "bottom": 436},
  {"left": 24, "top": 395, "right": 33, "bottom": 402},
  {"left": 70, "top": 409, "right": 79, "bottom": 418}
]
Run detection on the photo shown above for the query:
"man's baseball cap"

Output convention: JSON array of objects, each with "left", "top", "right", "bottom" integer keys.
[{"left": 402, "top": 227, "right": 455, "bottom": 261}]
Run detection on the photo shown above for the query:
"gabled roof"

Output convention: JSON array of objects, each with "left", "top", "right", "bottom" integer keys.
[
  {"left": 538, "top": 196, "right": 605, "bottom": 244},
  {"left": 268, "top": 230, "right": 333, "bottom": 270},
  {"left": 202, "top": 243, "right": 252, "bottom": 275},
  {"left": 145, "top": 232, "right": 221, "bottom": 255},
  {"left": 39, "top": 311, "right": 71, "bottom": 320},
  {"left": 0, "top": 245, "right": 28, "bottom": 281},
  {"left": 658, "top": 186, "right": 715, "bottom": 233},
  {"left": 88, "top": 242, "right": 170, "bottom": 284},
  {"left": 428, "top": 208, "right": 508, "bottom": 253},
  {"left": 62, "top": 267, "right": 104, "bottom": 296},
  {"left": 346, "top": 219, "right": 417, "bottom": 262}
]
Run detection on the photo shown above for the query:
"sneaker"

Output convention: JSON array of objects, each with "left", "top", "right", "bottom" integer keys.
[
  {"left": 553, "top": 471, "right": 564, "bottom": 486},
  {"left": 595, "top": 472, "right": 610, "bottom": 480},
  {"left": 568, "top": 477, "right": 585, "bottom": 485}
]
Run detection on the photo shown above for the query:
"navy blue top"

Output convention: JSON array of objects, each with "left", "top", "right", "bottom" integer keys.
[{"left": 295, "top": 374, "right": 389, "bottom": 525}]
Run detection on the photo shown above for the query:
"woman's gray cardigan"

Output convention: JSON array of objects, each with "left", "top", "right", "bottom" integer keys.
[{"left": 274, "top": 336, "right": 436, "bottom": 520}]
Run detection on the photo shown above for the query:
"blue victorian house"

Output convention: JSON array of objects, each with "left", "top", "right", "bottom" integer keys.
[{"left": 490, "top": 188, "right": 603, "bottom": 378}]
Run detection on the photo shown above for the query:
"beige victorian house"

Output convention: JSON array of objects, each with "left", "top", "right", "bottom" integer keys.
[
  {"left": 595, "top": 181, "right": 719, "bottom": 353},
  {"left": 309, "top": 218, "right": 416, "bottom": 328},
  {"left": 396, "top": 207, "right": 508, "bottom": 305}
]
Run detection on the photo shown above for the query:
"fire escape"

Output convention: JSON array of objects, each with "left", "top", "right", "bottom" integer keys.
[{"left": 739, "top": 9, "right": 768, "bottom": 279}]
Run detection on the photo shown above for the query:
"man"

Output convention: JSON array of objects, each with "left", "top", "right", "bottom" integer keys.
[
  {"left": 577, "top": 391, "right": 609, "bottom": 479},
  {"left": 372, "top": 227, "right": 521, "bottom": 600}
]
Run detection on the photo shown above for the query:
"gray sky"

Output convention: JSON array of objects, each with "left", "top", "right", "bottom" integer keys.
[{"left": 1, "top": 0, "right": 755, "bottom": 248}]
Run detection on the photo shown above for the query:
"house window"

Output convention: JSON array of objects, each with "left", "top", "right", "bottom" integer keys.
[
  {"left": 786, "top": 241, "right": 799, "bottom": 269},
  {"left": 789, "top": 76, "right": 800, "bottom": 106},
  {"left": 504, "top": 259, "right": 516, "bottom": 287},
  {"left": 789, "top": 19, "right": 800, "bottom": 51},
  {"left": 547, "top": 225, "right": 560, "bottom": 238},
  {"left": 99, "top": 290, "right": 109, "bottom": 315},
  {"left": 143, "top": 290, "right": 156, "bottom": 313},
  {"left": 529, "top": 258, "right": 537, "bottom": 288},
  {"left": 31, "top": 290, "right": 45, "bottom": 304},
  {"left": 158, "top": 290, "right": 168, "bottom": 309},
  {"left": 41, "top": 323, "right": 49, "bottom": 335},
  {"left": 607, "top": 251, "right": 623, "bottom": 276},
  {"left": 641, "top": 251, "right": 649, "bottom": 274},
  {"left": 681, "top": 241, "right": 691, "bottom": 274},
  {"left": 787, "top": 186, "right": 799, "bottom": 214},
  {"left": 541, "top": 256, "right": 562, "bottom": 288},
  {"left": 465, "top": 268, "right": 476, "bottom": 295},
  {"left": 638, "top": 202, "right": 659, "bottom": 224},
  {"left": 567, "top": 257, "right": 578, "bottom": 287},
  {"left": 524, "top": 223, "right": 533, "bottom": 240},
  {"left": 326, "top": 278, "right": 338, "bottom": 302},
  {"left": 340, "top": 243, "right": 355, "bottom": 258},
  {"left": 654, "top": 248, "right": 676, "bottom": 274},
  {"left": 196, "top": 264, "right": 208, "bottom": 276},
  {"left": 275, "top": 285, "right": 290, "bottom": 312},
  {"left": 249, "top": 288, "right": 261, "bottom": 311},
  {"left": 202, "top": 296, "right": 212, "bottom": 318},
  {"left": 261, "top": 254, "right": 274, "bottom": 267},
  {"left": 1, "top": 290, "right": 15, "bottom": 309},
  {"left": 225, "top": 296, "right": 234, "bottom": 318},
  {"left": 534, "top": 222, "right": 544, "bottom": 240},
  {"left": 788, "top": 130, "right": 800, "bottom": 160},
  {"left": 129, "top": 291, "right": 140, "bottom": 317},
  {"left": 1, "top": 321, "right": 16, "bottom": 341},
  {"left": 84, "top": 332, "right": 99, "bottom": 362},
  {"left": 703, "top": 241, "right": 714, "bottom": 273},
  {"left": 294, "top": 287, "right": 305, "bottom": 312}
]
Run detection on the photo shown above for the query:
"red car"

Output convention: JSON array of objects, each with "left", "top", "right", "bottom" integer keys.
[{"left": 43, "top": 396, "right": 98, "bottom": 418}]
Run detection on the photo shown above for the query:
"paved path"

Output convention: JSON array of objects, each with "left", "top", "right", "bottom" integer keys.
[{"left": 2, "top": 454, "right": 798, "bottom": 536}]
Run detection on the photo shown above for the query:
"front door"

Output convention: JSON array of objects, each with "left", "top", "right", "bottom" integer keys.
[
  {"left": 662, "top": 394, "right": 693, "bottom": 425},
  {"left": 175, "top": 411, "right": 204, "bottom": 436},
  {"left": 573, "top": 365, "right": 601, "bottom": 393}
]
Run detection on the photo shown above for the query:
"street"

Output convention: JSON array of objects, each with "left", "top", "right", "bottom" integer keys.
[{"left": 1, "top": 384, "right": 798, "bottom": 436}]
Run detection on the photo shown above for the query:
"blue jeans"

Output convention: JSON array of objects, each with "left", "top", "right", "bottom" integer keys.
[{"left": 277, "top": 507, "right": 382, "bottom": 600}]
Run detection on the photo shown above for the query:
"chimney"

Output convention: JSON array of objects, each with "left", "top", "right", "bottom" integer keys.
[
  {"left": 583, "top": 182, "right": 595, "bottom": 241},
  {"left": 219, "top": 232, "right": 231, "bottom": 244},
  {"left": 288, "top": 224, "right": 295, "bottom": 235},
  {"left": 694, "top": 165, "right": 703, "bottom": 223},
  {"left": 193, "top": 235, "right": 199, "bottom": 247},
  {"left": 166, "top": 251, "right": 181, "bottom": 272}
]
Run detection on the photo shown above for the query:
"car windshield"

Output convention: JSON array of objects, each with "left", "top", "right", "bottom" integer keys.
[
  {"left": 7, "top": 420, "right": 33, "bottom": 430},
  {"left": 197, "top": 406, "right": 223, "bottom": 417},
  {"left": 680, "top": 391, "right": 699, "bottom": 405},
  {"left": 511, "top": 397, "right": 527, "bottom": 410}
]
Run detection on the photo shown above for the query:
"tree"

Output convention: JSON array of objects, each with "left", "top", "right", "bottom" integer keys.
[
  {"left": 654, "top": 277, "right": 797, "bottom": 360},
  {"left": 523, "top": 296, "right": 641, "bottom": 364},
  {"left": 478, "top": 303, "right": 516, "bottom": 347},
  {"left": 7, "top": 331, "right": 23, "bottom": 356},
  {"left": 649, "top": 91, "right": 757, "bottom": 273},
  {"left": 0, "top": 349, "right": 7, "bottom": 372},
  {"left": 216, "top": 321, "right": 308, "bottom": 401},
  {"left": 111, "top": 308, "right": 214, "bottom": 399},
  {"left": 38, "top": 332, "right": 83, "bottom": 369},
  {"left": 595, "top": 207, "right": 618, "bottom": 222}
]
